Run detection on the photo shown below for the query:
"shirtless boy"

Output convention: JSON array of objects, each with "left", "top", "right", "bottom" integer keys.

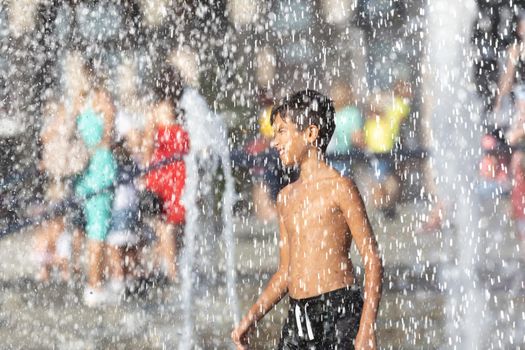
[{"left": 232, "top": 90, "right": 383, "bottom": 349}]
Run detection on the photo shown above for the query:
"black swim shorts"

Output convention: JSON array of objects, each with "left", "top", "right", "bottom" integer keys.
[{"left": 277, "top": 286, "right": 363, "bottom": 350}]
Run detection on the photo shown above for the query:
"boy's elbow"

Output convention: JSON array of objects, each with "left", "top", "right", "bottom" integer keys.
[
  {"left": 277, "top": 269, "right": 289, "bottom": 285},
  {"left": 374, "top": 257, "right": 384, "bottom": 289},
  {"left": 375, "top": 256, "right": 384, "bottom": 275}
]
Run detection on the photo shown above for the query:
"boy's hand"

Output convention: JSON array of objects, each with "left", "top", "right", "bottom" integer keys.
[
  {"left": 355, "top": 327, "right": 377, "bottom": 350},
  {"left": 231, "top": 323, "right": 250, "bottom": 350}
]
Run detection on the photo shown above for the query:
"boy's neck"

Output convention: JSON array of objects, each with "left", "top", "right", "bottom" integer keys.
[{"left": 298, "top": 147, "right": 326, "bottom": 182}]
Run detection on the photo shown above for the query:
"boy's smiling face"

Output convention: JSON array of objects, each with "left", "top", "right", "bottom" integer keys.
[{"left": 272, "top": 113, "right": 311, "bottom": 167}]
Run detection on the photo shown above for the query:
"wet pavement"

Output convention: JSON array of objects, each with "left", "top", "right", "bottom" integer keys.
[{"left": 1, "top": 198, "right": 524, "bottom": 349}]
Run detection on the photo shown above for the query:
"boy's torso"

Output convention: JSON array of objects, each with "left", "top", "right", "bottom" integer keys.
[{"left": 280, "top": 168, "right": 356, "bottom": 299}]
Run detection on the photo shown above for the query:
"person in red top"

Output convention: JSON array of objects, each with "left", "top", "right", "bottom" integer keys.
[
  {"left": 144, "top": 66, "right": 188, "bottom": 282},
  {"left": 146, "top": 123, "right": 189, "bottom": 223}
]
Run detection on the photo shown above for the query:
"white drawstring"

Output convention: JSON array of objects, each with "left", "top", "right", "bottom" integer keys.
[
  {"left": 295, "top": 303, "right": 315, "bottom": 340},
  {"left": 304, "top": 303, "right": 315, "bottom": 340},
  {"left": 295, "top": 304, "right": 304, "bottom": 338}
]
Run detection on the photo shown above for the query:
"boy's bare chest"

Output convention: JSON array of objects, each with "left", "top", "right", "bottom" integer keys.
[{"left": 281, "top": 185, "right": 341, "bottom": 229}]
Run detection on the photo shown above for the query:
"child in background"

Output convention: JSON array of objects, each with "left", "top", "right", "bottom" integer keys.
[
  {"left": 248, "top": 89, "right": 280, "bottom": 222},
  {"left": 60, "top": 51, "right": 92, "bottom": 278},
  {"left": 362, "top": 82, "right": 411, "bottom": 218},
  {"left": 106, "top": 58, "right": 149, "bottom": 296},
  {"left": 106, "top": 140, "right": 141, "bottom": 299},
  {"left": 144, "top": 66, "right": 189, "bottom": 282},
  {"left": 74, "top": 62, "right": 117, "bottom": 306},
  {"left": 506, "top": 102, "right": 525, "bottom": 255},
  {"left": 326, "top": 81, "right": 364, "bottom": 177},
  {"left": 35, "top": 98, "right": 72, "bottom": 282}
]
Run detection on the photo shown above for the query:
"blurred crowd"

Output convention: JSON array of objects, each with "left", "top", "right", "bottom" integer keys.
[
  {"left": 34, "top": 48, "right": 416, "bottom": 307},
  {"left": 36, "top": 51, "right": 189, "bottom": 306},
  {"left": 485, "top": 12, "right": 525, "bottom": 256},
  {"left": 32, "top": 9, "right": 525, "bottom": 307},
  {"left": 419, "top": 9, "right": 525, "bottom": 252}
]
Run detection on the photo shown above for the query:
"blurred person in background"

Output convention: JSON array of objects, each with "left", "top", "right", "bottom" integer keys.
[
  {"left": 361, "top": 82, "right": 411, "bottom": 218},
  {"left": 60, "top": 51, "right": 92, "bottom": 278},
  {"left": 73, "top": 59, "right": 117, "bottom": 306},
  {"left": 326, "top": 80, "right": 364, "bottom": 177},
  {"left": 106, "top": 139, "right": 141, "bottom": 299},
  {"left": 35, "top": 96, "right": 75, "bottom": 282},
  {"left": 494, "top": 11, "right": 525, "bottom": 118},
  {"left": 494, "top": 11, "right": 525, "bottom": 250},
  {"left": 505, "top": 98, "right": 525, "bottom": 255},
  {"left": 246, "top": 89, "right": 280, "bottom": 222},
  {"left": 106, "top": 60, "right": 149, "bottom": 298},
  {"left": 113, "top": 57, "right": 148, "bottom": 164},
  {"left": 143, "top": 66, "right": 189, "bottom": 283}
]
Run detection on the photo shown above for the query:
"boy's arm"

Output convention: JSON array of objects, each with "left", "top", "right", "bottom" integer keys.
[
  {"left": 337, "top": 178, "right": 383, "bottom": 349},
  {"left": 232, "top": 196, "right": 290, "bottom": 347}
]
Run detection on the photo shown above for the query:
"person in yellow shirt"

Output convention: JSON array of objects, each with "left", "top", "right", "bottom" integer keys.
[{"left": 362, "top": 81, "right": 411, "bottom": 217}]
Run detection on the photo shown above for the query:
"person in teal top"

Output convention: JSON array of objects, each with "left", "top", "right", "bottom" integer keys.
[
  {"left": 75, "top": 104, "right": 117, "bottom": 242},
  {"left": 326, "top": 105, "right": 363, "bottom": 155},
  {"left": 77, "top": 106, "right": 105, "bottom": 148},
  {"left": 326, "top": 81, "right": 363, "bottom": 177},
  {"left": 75, "top": 142, "right": 116, "bottom": 242},
  {"left": 71, "top": 67, "right": 117, "bottom": 305}
]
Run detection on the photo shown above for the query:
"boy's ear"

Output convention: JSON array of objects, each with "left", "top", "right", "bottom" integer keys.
[{"left": 306, "top": 125, "right": 319, "bottom": 144}]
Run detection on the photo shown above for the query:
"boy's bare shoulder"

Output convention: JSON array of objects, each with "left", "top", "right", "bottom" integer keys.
[
  {"left": 335, "top": 174, "right": 358, "bottom": 190},
  {"left": 322, "top": 167, "right": 358, "bottom": 191},
  {"left": 276, "top": 183, "right": 294, "bottom": 209},
  {"left": 329, "top": 173, "right": 362, "bottom": 203}
]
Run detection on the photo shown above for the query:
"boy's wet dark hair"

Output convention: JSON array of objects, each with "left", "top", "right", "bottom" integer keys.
[{"left": 270, "top": 90, "right": 336, "bottom": 153}]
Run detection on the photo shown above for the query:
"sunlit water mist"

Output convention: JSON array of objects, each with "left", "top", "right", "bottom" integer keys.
[
  {"left": 425, "top": 1, "right": 486, "bottom": 348},
  {"left": 177, "top": 88, "right": 239, "bottom": 349}
]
